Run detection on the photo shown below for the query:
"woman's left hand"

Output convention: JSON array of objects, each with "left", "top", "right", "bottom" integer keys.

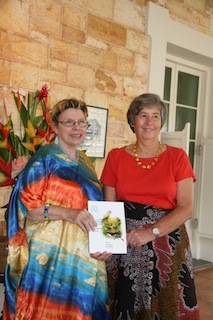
[
  {"left": 127, "top": 228, "right": 153, "bottom": 248},
  {"left": 90, "top": 251, "right": 112, "bottom": 261}
]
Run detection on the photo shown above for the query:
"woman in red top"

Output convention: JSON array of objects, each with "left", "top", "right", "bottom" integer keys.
[{"left": 101, "top": 93, "right": 200, "bottom": 320}]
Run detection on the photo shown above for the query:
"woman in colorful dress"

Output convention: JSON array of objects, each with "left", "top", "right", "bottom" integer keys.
[
  {"left": 101, "top": 93, "right": 200, "bottom": 320},
  {"left": 3, "top": 98, "right": 110, "bottom": 320}
]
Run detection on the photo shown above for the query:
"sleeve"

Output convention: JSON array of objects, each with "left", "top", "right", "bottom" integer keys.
[
  {"left": 174, "top": 148, "right": 196, "bottom": 183},
  {"left": 100, "top": 148, "right": 120, "bottom": 187},
  {"left": 19, "top": 159, "right": 49, "bottom": 210},
  {"left": 7, "top": 155, "right": 49, "bottom": 240}
]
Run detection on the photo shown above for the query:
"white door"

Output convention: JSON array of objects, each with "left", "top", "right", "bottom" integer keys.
[
  {"left": 161, "top": 122, "right": 190, "bottom": 155},
  {"left": 160, "top": 123, "right": 193, "bottom": 242},
  {"left": 163, "top": 59, "right": 207, "bottom": 257}
]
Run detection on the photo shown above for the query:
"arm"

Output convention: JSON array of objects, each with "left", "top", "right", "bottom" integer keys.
[
  {"left": 27, "top": 206, "right": 112, "bottom": 260},
  {"left": 152, "top": 177, "right": 193, "bottom": 235},
  {"left": 27, "top": 205, "right": 97, "bottom": 233},
  {"left": 103, "top": 185, "right": 116, "bottom": 201},
  {"left": 127, "top": 177, "right": 194, "bottom": 248}
]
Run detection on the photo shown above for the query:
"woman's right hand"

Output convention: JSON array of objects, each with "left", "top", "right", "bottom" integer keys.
[{"left": 67, "top": 208, "right": 97, "bottom": 232}]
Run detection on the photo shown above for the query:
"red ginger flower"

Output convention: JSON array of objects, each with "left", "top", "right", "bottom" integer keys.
[{"left": 38, "top": 84, "right": 49, "bottom": 103}]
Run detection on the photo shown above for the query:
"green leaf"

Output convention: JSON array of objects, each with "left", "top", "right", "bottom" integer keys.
[
  {"left": 0, "top": 149, "right": 12, "bottom": 162},
  {"left": 33, "top": 115, "right": 44, "bottom": 128},
  {"left": 14, "top": 95, "right": 29, "bottom": 128},
  {"left": 29, "top": 91, "right": 39, "bottom": 123},
  {"left": 38, "top": 118, "right": 48, "bottom": 131},
  {"left": 16, "top": 136, "right": 31, "bottom": 157},
  {"left": 8, "top": 131, "right": 18, "bottom": 151}
]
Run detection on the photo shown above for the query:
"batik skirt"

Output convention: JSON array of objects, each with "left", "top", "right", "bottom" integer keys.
[{"left": 106, "top": 201, "right": 200, "bottom": 320}]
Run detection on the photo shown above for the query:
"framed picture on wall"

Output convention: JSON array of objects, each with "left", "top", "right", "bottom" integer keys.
[{"left": 79, "top": 105, "right": 108, "bottom": 158}]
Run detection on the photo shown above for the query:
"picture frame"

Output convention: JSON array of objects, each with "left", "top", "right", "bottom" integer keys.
[{"left": 79, "top": 105, "right": 108, "bottom": 158}]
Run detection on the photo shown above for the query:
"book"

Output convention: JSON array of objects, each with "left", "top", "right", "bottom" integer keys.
[{"left": 88, "top": 200, "right": 127, "bottom": 254}]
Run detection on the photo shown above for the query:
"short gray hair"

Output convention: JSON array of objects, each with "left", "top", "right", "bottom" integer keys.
[{"left": 127, "top": 93, "right": 167, "bottom": 132}]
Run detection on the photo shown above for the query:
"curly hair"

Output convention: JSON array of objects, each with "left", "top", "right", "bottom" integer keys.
[{"left": 51, "top": 98, "right": 88, "bottom": 123}]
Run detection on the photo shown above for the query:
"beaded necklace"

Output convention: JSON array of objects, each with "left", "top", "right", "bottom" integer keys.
[{"left": 133, "top": 141, "right": 163, "bottom": 169}]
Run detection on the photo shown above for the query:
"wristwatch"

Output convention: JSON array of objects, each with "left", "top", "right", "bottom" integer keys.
[{"left": 152, "top": 227, "right": 160, "bottom": 238}]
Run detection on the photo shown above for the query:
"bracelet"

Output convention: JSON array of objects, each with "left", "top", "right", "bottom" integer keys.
[{"left": 44, "top": 204, "right": 50, "bottom": 221}]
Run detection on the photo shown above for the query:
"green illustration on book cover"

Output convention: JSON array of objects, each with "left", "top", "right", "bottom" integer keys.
[{"left": 101, "top": 211, "right": 122, "bottom": 239}]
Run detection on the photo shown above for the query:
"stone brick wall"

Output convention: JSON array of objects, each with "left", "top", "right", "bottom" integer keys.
[{"left": 0, "top": 0, "right": 212, "bottom": 236}]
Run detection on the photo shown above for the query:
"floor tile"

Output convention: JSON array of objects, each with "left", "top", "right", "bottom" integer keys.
[{"left": 194, "top": 267, "right": 213, "bottom": 320}]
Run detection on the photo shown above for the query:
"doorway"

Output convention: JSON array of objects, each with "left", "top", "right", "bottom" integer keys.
[{"left": 162, "top": 58, "right": 209, "bottom": 256}]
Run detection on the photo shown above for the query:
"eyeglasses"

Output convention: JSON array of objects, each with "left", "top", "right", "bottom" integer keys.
[{"left": 57, "top": 119, "right": 88, "bottom": 128}]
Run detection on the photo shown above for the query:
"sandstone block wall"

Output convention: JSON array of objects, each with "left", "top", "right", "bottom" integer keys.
[{"left": 0, "top": 0, "right": 212, "bottom": 235}]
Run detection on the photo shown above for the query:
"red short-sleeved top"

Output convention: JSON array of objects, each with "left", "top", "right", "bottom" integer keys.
[{"left": 100, "top": 145, "right": 196, "bottom": 209}]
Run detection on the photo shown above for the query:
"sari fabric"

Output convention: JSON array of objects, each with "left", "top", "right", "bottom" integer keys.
[
  {"left": 3, "top": 143, "right": 110, "bottom": 320},
  {"left": 107, "top": 201, "right": 200, "bottom": 320}
]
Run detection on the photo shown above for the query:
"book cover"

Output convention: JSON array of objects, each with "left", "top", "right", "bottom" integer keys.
[{"left": 88, "top": 201, "right": 127, "bottom": 254}]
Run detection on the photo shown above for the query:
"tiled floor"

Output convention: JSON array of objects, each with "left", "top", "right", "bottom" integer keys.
[{"left": 194, "top": 267, "right": 213, "bottom": 320}]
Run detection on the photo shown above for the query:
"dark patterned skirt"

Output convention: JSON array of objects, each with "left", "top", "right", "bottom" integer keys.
[{"left": 106, "top": 201, "right": 200, "bottom": 320}]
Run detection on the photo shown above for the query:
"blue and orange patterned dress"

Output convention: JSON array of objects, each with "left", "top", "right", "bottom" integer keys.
[{"left": 3, "top": 143, "right": 110, "bottom": 320}]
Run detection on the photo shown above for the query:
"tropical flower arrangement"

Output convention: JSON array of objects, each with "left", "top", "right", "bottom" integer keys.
[{"left": 0, "top": 84, "right": 55, "bottom": 188}]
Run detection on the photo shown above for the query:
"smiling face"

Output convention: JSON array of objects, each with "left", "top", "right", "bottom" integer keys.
[
  {"left": 133, "top": 106, "right": 162, "bottom": 142},
  {"left": 53, "top": 108, "right": 87, "bottom": 152}
]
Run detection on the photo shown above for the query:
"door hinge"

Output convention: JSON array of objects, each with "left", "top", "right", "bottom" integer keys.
[
  {"left": 198, "top": 144, "right": 202, "bottom": 156},
  {"left": 193, "top": 218, "right": 198, "bottom": 229}
]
